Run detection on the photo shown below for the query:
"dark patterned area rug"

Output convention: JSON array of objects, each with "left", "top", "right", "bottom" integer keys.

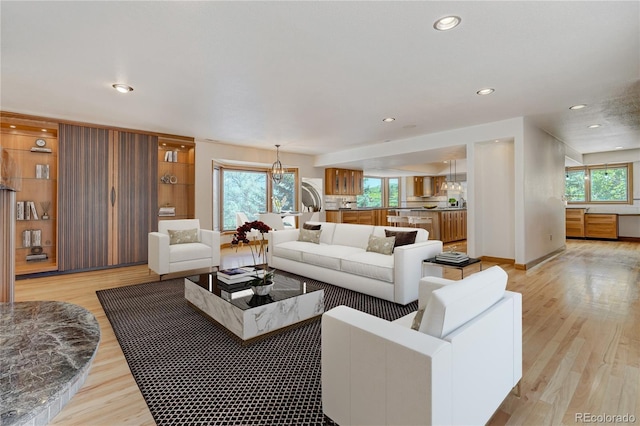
[{"left": 97, "top": 272, "right": 418, "bottom": 425}]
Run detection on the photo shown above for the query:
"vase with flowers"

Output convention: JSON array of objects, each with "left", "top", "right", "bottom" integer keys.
[{"left": 231, "top": 220, "right": 275, "bottom": 295}]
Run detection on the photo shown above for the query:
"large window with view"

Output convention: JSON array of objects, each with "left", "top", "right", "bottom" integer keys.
[
  {"left": 565, "top": 163, "right": 632, "bottom": 204},
  {"left": 219, "top": 167, "right": 297, "bottom": 232},
  {"left": 357, "top": 177, "right": 383, "bottom": 208}
]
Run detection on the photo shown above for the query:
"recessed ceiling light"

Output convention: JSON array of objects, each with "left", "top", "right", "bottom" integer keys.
[
  {"left": 112, "top": 83, "right": 134, "bottom": 93},
  {"left": 569, "top": 104, "right": 587, "bottom": 110},
  {"left": 615, "top": 146, "right": 623, "bottom": 150},
  {"left": 382, "top": 117, "right": 396, "bottom": 122},
  {"left": 433, "top": 16, "right": 461, "bottom": 31},
  {"left": 41, "top": 129, "right": 47, "bottom": 132},
  {"left": 588, "top": 124, "right": 601, "bottom": 128},
  {"left": 476, "top": 88, "right": 495, "bottom": 95},
  {"left": 9, "top": 125, "right": 16, "bottom": 129}
]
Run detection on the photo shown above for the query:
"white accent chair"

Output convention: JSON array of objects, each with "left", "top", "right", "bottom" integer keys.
[
  {"left": 148, "top": 219, "right": 220, "bottom": 278},
  {"left": 322, "top": 266, "right": 522, "bottom": 426},
  {"left": 236, "top": 212, "right": 250, "bottom": 228}
]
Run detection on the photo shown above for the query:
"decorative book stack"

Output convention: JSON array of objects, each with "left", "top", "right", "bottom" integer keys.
[
  {"left": 435, "top": 251, "right": 470, "bottom": 264},
  {"left": 217, "top": 266, "right": 266, "bottom": 285}
]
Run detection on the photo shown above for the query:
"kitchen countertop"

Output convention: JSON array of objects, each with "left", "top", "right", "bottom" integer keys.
[{"left": 325, "top": 207, "right": 466, "bottom": 212}]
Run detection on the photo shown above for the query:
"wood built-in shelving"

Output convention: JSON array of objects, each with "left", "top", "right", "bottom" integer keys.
[
  {"left": 157, "top": 135, "right": 195, "bottom": 221},
  {"left": 1, "top": 115, "right": 59, "bottom": 274}
]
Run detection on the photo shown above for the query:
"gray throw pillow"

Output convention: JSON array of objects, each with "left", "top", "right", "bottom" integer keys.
[
  {"left": 298, "top": 228, "right": 322, "bottom": 244},
  {"left": 366, "top": 235, "right": 395, "bottom": 255},
  {"left": 411, "top": 308, "right": 425, "bottom": 331},
  {"left": 168, "top": 228, "right": 199, "bottom": 245}
]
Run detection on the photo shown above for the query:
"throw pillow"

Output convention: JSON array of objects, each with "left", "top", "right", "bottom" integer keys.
[
  {"left": 168, "top": 228, "right": 199, "bottom": 245},
  {"left": 366, "top": 235, "right": 395, "bottom": 255},
  {"left": 384, "top": 229, "right": 417, "bottom": 250},
  {"left": 298, "top": 228, "right": 322, "bottom": 244},
  {"left": 303, "top": 222, "right": 321, "bottom": 230}
]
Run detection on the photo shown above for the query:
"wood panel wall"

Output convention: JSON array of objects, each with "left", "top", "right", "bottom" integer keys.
[
  {"left": 113, "top": 131, "right": 158, "bottom": 265},
  {"left": 58, "top": 124, "right": 110, "bottom": 271}
]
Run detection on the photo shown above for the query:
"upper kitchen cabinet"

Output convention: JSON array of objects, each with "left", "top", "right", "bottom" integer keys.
[
  {"left": 413, "top": 176, "right": 424, "bottom": 197},
  {"left": 325, "top": 168, "right": 363, "bottom": 195},
  {"left": 432, "top": 176, "right": 447, "bottom": 196}
]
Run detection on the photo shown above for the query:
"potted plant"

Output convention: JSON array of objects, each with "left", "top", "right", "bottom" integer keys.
[
  {"left": 449, "top": 197, "right": 457, "bottom": 207},
  {"left": 231, "top": 220, "right": 275, "bottom": 295}
]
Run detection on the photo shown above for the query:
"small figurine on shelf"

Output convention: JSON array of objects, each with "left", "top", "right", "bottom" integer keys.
[{"left": 40, "top": 201, "right": 51, "bottom": 220}]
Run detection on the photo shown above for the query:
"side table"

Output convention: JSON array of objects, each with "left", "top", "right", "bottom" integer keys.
[{"left": 423, "top": 257, "right": 482, "bottom": 279}]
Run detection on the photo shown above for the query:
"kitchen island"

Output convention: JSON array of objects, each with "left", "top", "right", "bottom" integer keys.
[{"left": 325, "top": 207, "right": 467, "bottom": 243}]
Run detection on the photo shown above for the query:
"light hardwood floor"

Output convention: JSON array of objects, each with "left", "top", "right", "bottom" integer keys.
[{"left": 14, "top": 239, "right": 639, "bottom": 425}]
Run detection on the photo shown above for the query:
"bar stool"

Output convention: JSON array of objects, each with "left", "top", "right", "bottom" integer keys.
[{"left": 408, "top": 216, "right": 433, "bottom": 236}]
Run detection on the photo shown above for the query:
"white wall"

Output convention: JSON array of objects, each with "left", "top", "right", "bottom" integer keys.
[
  {"left": 194, "top": 140, "right": 322, "bottom": 231},
  {"left": 471, "top": 140, "right": 515, "bottom": 260},
  {"left": 522, "top": 118, "right": 567, "bottom": 265}
]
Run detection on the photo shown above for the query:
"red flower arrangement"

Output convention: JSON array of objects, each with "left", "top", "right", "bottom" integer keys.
[{"left": 231, "top": 220, "right": 274, "bottom": 286}]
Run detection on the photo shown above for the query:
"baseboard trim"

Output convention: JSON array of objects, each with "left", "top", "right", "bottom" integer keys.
[
  {"left": 523, "top": 246, "right": 566, "bottom": 270},
  {"left": 618, "top": 236, "right": 640, "bottom": 242},
  {"left": 480, "top": 256, "right": 515, "bottom": 265}
]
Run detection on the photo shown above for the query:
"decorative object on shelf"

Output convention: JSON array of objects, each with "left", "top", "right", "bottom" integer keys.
[
  {"left": 35, "top": 164, "right": 50, "bottom": 179},
  {"left": 31, "top": 139, "right": 52, "bottom": 153},
  {"left": 272, "top": 195, "right": 287, "bottom": 213},
  {"left": 40, "top": 201, "right": 51, "bottom": 220},
  {"left": 160, "top": 172, "right": 177, "bottom": 184},
  {"left": 158, "top": 205, "right": 176, "bottom": 217},
  {"left": 271, "top": 144, "right": 284, "bottom": 184},
  {"left": 231, "top": 220, "right": 275, "bottom": 294}
]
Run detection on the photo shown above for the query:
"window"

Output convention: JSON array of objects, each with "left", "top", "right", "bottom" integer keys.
[
  {"left": 222, "top": 169, "right": 267, "bottom": 230},
  {"left": 219, "top": 166, "right": 298, "bottom": 232},
  {"left": 356, "top": 177, "right": 383, "bottom": 207},
  {"left": 387, "top": 178, "right": 399, "bottom": 207},
  {"left": 565, "top": 163, "right": 632, "bottom": 204}
]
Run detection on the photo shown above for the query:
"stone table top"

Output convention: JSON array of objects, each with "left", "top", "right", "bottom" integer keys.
[{"left": 1, "top": 301, "right": 100, "bottom": 426}]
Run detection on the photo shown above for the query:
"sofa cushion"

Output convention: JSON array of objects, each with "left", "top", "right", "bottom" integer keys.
[
  {"left": 365, "top": 235, "right": 395, "bottom": 255},
  {"left": 340, "top": 251, "right": 395, "bottom": 283},
  {"left": 311, "top": 222, "right": 336, "bottom": 245},
  {"left": 169, "top": 242, "right": 212, "bottom": 263},
  {"left": 332, "top": 224, "right": 374, "bottom": 249},
  {"left": 271, "top": 241, "right": 306, "bottom": 262},
  {"left": 303, "top": 222, "right": 321, "bottom": 230},
  {"left": 384, "top": 229, "right": 417, "bottom": 250},
  {"left": 298, "top": 228, "right": 322, "bottom": 244},
  {"left": 418, "top": 266, "right": 508, "bottom": 338},
  {"left": 168, "top": 228, "right": 199, "bottom": 245},
  {"left": 301, "top": 244, "right": 364, "bottom": 270}
]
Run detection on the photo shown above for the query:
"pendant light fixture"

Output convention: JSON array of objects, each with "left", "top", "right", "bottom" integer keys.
[
  {"left": 441, "top": 161, "right": 452, "bottom": 191},
  {"left": 271, "top": 144, "right": 285, "bottom": 184}
]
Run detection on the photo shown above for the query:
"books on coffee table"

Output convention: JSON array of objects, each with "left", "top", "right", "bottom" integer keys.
[
  {"left": 435, "top": 251, "right": 470, "bottom": 264},
  {"left": 217, "top": 267, "right": 266, "bottom": 284}
]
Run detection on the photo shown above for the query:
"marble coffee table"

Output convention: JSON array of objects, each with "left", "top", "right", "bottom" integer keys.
[{"left": 184, "top": 271, "right": 324, "bottom": 344}]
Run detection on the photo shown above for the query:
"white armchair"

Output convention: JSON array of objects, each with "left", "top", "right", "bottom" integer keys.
[
  {"left": 322, "top": 266, "right": 522, "bottom": 426},
  {"left": 148, "top": 219, "right": 220, "bottom": 278}
]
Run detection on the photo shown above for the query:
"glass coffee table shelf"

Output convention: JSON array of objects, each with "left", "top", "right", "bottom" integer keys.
[
  {"left": 423, "top": 256, "right": 482, "bottom": 279},
  {"left": 184, "top": 270, "right": 324, "bottom": 344}
]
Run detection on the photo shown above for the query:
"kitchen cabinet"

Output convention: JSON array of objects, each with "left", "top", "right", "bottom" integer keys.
[
  {"left": 325, "top": 168, "right": 363, "bottom": 195},
  {"left": 432, "top": 176, "right": 447, "bottom": 196},
  {"left": 413, "top": 176, "right": 424, "bottom": 197},
  {"left": 58, "top": 124, "right": 158, "bottom": 271},
  {"left": 325, "top": 209, "right": 382, "bottom": 225},
  {"left": 440, "top": 210, "right": 467, "bottom": 243},
  {"left": 325, "top": 211, "right": 341, "bottom": 223},
  {"left": 565, "top": 208, "right": 586, "bottom": 238},
  {"left": 585, "top": 214, "right": 618, "bottom": 239},
  {"left": 1, "top": 114, "right": 59, "bottom": 275}
]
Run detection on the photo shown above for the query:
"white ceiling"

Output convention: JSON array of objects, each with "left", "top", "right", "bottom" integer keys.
[{"left": 1, "top": 1, "right": 638, "bottom": 171}]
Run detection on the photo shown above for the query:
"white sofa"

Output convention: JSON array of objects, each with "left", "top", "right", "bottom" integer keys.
[
  {"left": 148, "top": 219, "right": 221, "bottom": 277},
  {"left": 267, "top": 222, "right": 443, "bottom": 305},
  {"left": 322, "top": 266, "right": 522, "bottom": 426}
]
